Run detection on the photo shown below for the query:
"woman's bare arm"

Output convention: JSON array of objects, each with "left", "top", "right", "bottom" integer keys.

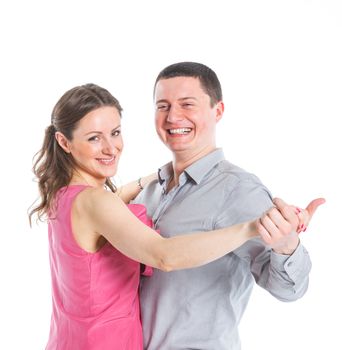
[
  {"left": 79, "top": 187, "right": 258, "bottom": 272},
  {"left": 117, "top": 173, "right": 157, "bottom": 203}
]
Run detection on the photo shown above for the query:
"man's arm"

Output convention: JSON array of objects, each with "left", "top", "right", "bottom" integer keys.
[
  {"left": 214, "top": 177, "right": 316, "bottom": 301},
  {"left": 255, "top": 196, "right": 325, "bottom": 300}
]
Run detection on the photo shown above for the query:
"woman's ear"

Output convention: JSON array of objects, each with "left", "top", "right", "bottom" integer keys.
[{"left": 55, "top": 132, "right": 71, "bottom": 153}]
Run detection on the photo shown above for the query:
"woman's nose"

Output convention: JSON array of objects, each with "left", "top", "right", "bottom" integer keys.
[{"left": 102, "top": 138, "right": 118, "bottom": 154}]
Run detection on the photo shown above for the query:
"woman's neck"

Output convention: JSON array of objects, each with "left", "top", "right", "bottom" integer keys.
[{"left": 69, "top": 171, "right": 105, "bottom": 188}]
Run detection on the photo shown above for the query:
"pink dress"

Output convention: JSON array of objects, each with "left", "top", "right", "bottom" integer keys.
[{"left": 46, "top": 185, "right": 152, "bottom": 350}]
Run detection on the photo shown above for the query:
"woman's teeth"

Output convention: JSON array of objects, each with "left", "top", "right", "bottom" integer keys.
[{"left": 97, "top": 157, "right": 115, "bottom": 164}]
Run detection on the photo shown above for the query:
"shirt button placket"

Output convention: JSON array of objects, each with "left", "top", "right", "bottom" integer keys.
[{"left": 153, "top": 185, "right": 181, "bottom": 229}]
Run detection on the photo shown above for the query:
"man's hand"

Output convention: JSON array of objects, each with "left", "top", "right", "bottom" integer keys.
[{"left": 257, "top": 197, "right": 325, "bottom": 255}]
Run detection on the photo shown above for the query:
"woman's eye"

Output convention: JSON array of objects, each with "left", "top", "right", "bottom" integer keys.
[
  {"left": 88, "top": 136, "right": 99, "bottom": 142},
  {"left": 112, "top": 130, "right": 121, "bottom": 137}
]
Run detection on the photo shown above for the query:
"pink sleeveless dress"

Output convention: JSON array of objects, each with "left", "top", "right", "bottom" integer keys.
[{"left": 46, "top": 185, "right": 152, "bottom": 350}]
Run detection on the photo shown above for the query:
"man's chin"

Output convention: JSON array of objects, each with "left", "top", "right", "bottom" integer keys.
[{"left": 167, "top": 147, "right": 193, "bottom": 156}]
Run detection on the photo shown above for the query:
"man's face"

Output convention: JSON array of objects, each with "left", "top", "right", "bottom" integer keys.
[{"left": 154, "top": 77, "right": 223, "bottom": 158}]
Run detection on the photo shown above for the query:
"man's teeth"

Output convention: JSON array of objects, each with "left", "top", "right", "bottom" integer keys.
[{"left": 169, "top": 128, "right": 192, "bottom": 135}]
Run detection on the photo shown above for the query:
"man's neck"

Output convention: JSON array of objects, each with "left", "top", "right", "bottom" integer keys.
[{"left": 171, "top": 146, "right": 217, "bottom": 187}]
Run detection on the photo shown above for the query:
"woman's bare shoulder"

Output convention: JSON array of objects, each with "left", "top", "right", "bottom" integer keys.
[{"left": 75, "top": 187, "right": 122, "bottom": 213}]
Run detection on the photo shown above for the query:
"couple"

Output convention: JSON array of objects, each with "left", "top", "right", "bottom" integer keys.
[{"left": 30, "top": 62, "right": 324, "bottom": 350}]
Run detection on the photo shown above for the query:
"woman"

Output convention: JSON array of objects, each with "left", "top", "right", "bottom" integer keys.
[{"left": 29, "top": 84, "right": 309, "bottom": 349}]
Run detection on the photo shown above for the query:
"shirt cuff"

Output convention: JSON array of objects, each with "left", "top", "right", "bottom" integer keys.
[{"left": 270, "top": 243, "right": 312, "bottom": 283}]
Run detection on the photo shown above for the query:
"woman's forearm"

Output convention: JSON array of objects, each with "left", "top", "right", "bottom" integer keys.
[{"left": 156, "top": 220, "right": 259, "bottom": 271}]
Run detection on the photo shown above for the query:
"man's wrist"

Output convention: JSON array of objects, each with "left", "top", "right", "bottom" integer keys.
[{"left": 272, "top": 234, "right": 300, "bottom": 255}]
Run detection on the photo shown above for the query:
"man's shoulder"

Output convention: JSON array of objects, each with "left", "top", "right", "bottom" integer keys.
[
  {"left": 213, "top": 161, "right": 273, "bottom": 225},
  {"left": 214, "top": 160, "right": 264, "bottom": 186}
]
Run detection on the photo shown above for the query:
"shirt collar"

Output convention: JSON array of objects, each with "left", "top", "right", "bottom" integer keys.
[
  {"left": 158, "top": 162, "right": 173, "bottom": 187},
  {"left": 158, "top": 148, "right": 225, "bottom": 187}
]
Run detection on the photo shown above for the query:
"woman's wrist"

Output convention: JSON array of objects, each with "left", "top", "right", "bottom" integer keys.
[
  {"left": 138, "top": 173, "right": 158, "bottom": 192},
  {"left": 137, "top": 177, "right": 144, "bottom": 191}
]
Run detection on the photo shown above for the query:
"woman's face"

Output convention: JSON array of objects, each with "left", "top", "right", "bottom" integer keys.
[{"left": 59, "top": 106, "right": 123, "bottom": 186}]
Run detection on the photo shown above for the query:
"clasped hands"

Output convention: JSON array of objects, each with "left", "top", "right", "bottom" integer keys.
[{"left": 257, "top": 198, "right": 326, "bottom": 255}]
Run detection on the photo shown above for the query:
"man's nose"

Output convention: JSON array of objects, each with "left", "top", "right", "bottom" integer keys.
[{"left": 166, "top": 105, "right": 184, "bottom": 123}]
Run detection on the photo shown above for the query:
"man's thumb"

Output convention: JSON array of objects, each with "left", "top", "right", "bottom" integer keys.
[{"left": 306, "top": 198, "right": 326, "bottom": 219}]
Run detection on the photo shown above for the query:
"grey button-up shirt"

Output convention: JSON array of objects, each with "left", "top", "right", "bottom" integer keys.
[{"left": 134, "top": 149, "right": 311, "bottom": 350}]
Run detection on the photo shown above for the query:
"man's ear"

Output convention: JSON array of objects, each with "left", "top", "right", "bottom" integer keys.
[
  {"left": 215, "top": 101, "right": 224, "bottom": 122},
  {"left": 55, "top": 132, "right": 71, "bottom": 153}
]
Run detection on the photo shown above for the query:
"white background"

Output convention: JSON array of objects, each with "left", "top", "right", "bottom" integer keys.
[{"left": 0, "top": 0, "right": 341, "bottom": 349}]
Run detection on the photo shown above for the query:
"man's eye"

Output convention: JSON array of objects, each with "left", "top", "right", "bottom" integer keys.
[{"left": 157, "top": 105, "right": 169, "bottom": 111}]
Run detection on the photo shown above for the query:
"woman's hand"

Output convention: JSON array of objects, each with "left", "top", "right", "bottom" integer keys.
[
  {"left": 257, "top": 197, "right": 325, "bottom": 255},
  {"left": 118, "top": 173, "right": 158, "bottom": 203}
]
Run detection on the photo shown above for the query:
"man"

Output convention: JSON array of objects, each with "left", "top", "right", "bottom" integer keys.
[{"left": 134, "top": 62, "right": 322, "bottom": 349}]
